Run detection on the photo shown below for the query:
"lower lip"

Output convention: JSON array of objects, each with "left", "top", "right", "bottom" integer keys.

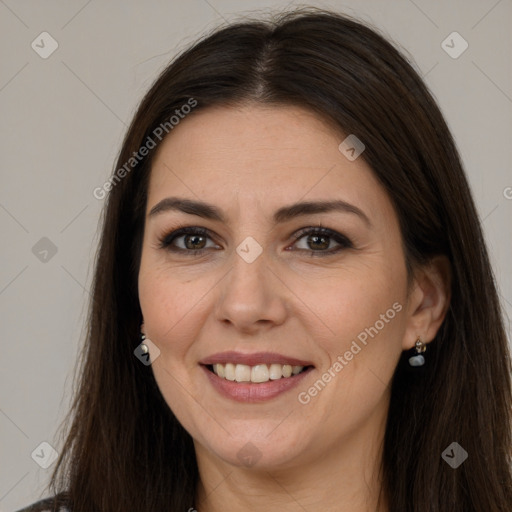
[{"left": 201, "top": 364, "right": 314, "bottom": 403}]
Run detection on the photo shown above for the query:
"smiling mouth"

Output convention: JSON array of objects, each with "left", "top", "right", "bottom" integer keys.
[{"left": 205, "top": 363, "right": 313, "bottom": 383}]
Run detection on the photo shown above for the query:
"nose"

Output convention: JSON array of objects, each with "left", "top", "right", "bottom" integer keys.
[{"left": 214, "top": 246, "right": 288, "bottom": 334}]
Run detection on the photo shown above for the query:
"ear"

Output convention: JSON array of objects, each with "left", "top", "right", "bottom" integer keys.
[{"left": 402, "top": 255, "right": 451, "bottom": 350}]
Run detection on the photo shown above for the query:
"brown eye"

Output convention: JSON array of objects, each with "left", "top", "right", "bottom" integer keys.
[
  {"left": 158, "top": 225, "right": 352, "bottom": 257},
  {"left": 182, "top": 233, "right": 207, "bottom": 250},
  {"left": 158, "top": 226, "right": 220, "bottom": 254},
  {"left": 304, "top": 233, "right": 330, "bottom": 250},
  {"left": 291, "top": 227, "right": 353, "bottom": 257}
]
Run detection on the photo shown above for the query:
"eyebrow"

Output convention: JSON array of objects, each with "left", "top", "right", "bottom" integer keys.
[{"left": 148, "top": 196, "right": 372, "bottom": 227}]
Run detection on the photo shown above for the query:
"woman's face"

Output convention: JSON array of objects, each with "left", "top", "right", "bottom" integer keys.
[{"left": 138, "top": 104, "right": 416, "bottom": 471}]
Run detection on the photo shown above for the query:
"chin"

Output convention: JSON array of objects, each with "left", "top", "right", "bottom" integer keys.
[{"left": 198, "top": 429, "right": 310, "bottom": 471}]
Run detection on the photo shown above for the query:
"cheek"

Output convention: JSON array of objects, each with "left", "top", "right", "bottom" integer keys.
[
  {"left": 138, "top": 267, "right": 206, "bottom": 417},
  {"left": 313, "top": 264, "right": 405, "bottom": 339},
  {"left": 138, "top": 260, "right": 220, "bottom": 371},
  {"left": 303, "top": 283, "right": 405, "bottom": 436},
  {"left": 307, "top": 259, "right": 407, "bottom": 391},
  {"left": 138, "top": 263, "right": 194, "bottom": 351}
]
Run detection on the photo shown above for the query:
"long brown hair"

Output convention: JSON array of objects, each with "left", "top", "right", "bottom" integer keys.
[{"left": 34, "top": 7, "right": 511, "bottom": 512}]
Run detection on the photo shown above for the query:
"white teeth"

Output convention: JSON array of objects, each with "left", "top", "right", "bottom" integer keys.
[
  {"left": 213, "top": 363, "right": 225, "bottom": 378},
  {"left": 282, "top": 364, "right": 292, "bottom": 378},
  {"left": 210, "top": 362, "right": 306, "bottom": 383},
  {"left": 251, "top": 364, "right": 269, "bottom": 383},
  {"left": 235, "top": 364, "right": 251, "bottom": 382},
  {"left": 292, "top": 365, "right": 302, "bottom": 375},
  {"left": 269, "top": 363, "right": 283, "bottom": 380},
  {"left": 224, "top": 363, "right": 236, "bottom": 381}
]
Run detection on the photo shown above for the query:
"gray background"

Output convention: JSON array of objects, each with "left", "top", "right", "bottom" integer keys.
[{"left": 0, "top": 0, "right": 510, "bottom": 510}]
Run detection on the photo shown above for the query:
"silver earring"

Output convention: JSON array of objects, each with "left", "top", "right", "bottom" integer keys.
[
  {"left": 140, "top": 333, "right": 149, "bottom": 354},
  {"left": 408, "top": 337, "right": 426, "bottom": 367}
]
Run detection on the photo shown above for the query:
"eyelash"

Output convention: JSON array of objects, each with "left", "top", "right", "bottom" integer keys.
[{"left": 157, "top": 224, "right": 353, "bottom": 258}]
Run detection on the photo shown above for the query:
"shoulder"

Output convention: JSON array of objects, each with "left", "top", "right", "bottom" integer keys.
[{"left": 15, "top": 496, "right": 71, "bottom": 512}]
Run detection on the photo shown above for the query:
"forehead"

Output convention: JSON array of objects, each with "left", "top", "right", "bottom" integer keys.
[{"left": 147, "top": 104, "right": 390, "bottom": 223}]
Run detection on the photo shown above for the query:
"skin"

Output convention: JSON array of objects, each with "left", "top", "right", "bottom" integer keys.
[{"left": 138, "top": 104, "right": 450, "bottom": 512}]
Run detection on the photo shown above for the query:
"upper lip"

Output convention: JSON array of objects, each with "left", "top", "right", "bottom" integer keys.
[{"left": 199, "top": 351, "right": 314, "bottom": 367}]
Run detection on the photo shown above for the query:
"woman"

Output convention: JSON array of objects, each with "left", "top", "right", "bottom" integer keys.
[{"left": 19, "top": 7, "right": 512, "bottom": 512}]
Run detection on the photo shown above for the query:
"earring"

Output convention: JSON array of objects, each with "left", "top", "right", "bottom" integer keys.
[
  {"left": 140, "top": 332, "right": 149, "bottom": 354},
  {"left": 408, "top": 337, "right": 426, "bottom": 367}
]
